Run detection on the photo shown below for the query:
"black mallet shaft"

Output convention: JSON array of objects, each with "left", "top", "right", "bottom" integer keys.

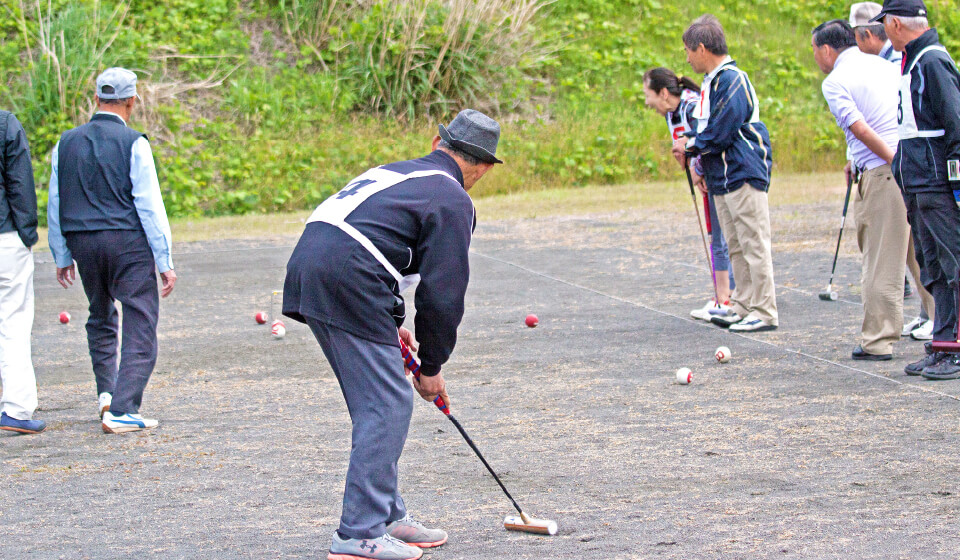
[{"left": 399, "top": 339, "right": 557, "bottom": 536}]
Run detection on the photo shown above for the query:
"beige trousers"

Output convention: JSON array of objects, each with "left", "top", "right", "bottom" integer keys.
[
  {"left": 906, "top": 232, "right": 935, "bottom": 319},
  {"left": 713, "top": 183, "right": 778, "bottom": 325},
  {"left": 854, "top": 165, "right": 908, "bottom": 354}
]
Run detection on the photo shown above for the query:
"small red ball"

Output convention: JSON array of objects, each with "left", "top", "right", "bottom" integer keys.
[
  {"left": 59, "top": 311, "right": 71, "bottom": 324},
  {"left": 255, "top": 311, "right": 268, "bottom": 324},
  {"left": 525, "top": 314, "right": 539, "bottom": 328}
]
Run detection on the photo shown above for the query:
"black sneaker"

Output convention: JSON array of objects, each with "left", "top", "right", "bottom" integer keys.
[
  {"left": 921, "top": 353, "right": 960, "bottom": 380},
  {"left": 905, "top": 351, "right": 946, "bottom": 376}
]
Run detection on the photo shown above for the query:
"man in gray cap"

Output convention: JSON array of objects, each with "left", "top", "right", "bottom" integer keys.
[
  {"left": 850, "top": 2, "right": 936, "bottom": 339},
  {"left": 284, "top": 109, "right": 501, "bottom": 560},
  {"left": 850, "top": 2, "right": 903, "bottom": 64},
  {"left": 48, "top": 67, "right": 176, "bottom": 432}
]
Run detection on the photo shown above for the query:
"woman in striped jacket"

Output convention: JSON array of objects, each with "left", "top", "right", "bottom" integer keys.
[{"left": 643, "top": 67, "right": 735, "bottom": 320}]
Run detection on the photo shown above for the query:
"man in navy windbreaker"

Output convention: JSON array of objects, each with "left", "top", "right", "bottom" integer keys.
[
  {"left": 875, "top": 0, "right": 960, "bottom": 379},
  {"left": 677, "top": 14, "right": 778, "bottom": 332},
  {"left": 284, "top": 110, "right": 502, "bottom": 560}
]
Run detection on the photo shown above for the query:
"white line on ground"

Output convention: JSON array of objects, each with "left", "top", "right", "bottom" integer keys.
[
  {"left": 620, "top": 246, "right": 865, "bottom": 307},
  {"left": 472, "top": 249, "right": 960, "bottom": 404}
]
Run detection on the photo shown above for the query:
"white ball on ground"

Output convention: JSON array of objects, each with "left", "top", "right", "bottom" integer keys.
[
  {"left": 715, "top": 346, "right": 731, "bottom": 363},
  {"left": 271, "top": 320, "right": 286, "bottom": 339},
  {"left": 676, "top": 367, "right": 692, "bottom": 385}
]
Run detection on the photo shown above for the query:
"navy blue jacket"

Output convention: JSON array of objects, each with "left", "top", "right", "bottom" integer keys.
[
  {"left": 56, "top": 113, "right": 146, "bottom": 233},
  {"left": 688, "top": 60, "right": 773, "bottom": 195},
  {"left": 0, "top": 111, "right": 38, "bottom": 247},
  {"left": 284, "top": 150, "right": 474, "bottom": 376},
  {"left": 893, "top": 29, "right": 960, "bottom": 194}
]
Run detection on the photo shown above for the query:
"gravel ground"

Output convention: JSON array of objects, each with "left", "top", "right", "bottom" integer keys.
[{"left": 2, "top": 196, "right": 959, "bottom": 559}]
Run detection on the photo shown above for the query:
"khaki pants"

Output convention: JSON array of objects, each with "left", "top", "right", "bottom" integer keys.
[
  {"left": 854, "top": 165, "right": 908, "bottom": 354},
  {"left": 713, "top": 183, "right": 778, "bottom": 325},
  {"left": 906, "top": 233, "right": 935, "bottom": 319}
]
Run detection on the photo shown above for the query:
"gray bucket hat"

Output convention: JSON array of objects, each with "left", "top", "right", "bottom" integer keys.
[{"left": 438, "top": 109, "right": 503, "bottom": 164}]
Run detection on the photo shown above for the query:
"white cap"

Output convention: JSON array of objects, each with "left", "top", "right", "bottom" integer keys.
[{"left": 849, "top": 2, "right": 883, "bottom": 27}]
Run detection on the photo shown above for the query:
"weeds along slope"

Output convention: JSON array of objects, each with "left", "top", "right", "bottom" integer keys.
[{"left": 1, "top": 0, "right": 958, "bottom": 223}]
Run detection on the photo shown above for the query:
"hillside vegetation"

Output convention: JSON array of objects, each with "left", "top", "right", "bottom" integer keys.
[{"left": 2, "top": 0, "right": 958, "bottom": 224}]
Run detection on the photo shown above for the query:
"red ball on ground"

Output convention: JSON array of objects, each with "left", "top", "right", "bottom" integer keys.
[
  {"left": 59, "top": 311, "right": 71, "bottom": 324},
  {"left": 255, "top": 311, "right": 268, "bottom": 324},
  {"left": 525, "top": 314, "right": 539, "bottom": 328}
]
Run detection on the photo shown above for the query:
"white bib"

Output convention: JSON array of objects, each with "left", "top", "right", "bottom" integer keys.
[
  {"left": 694, "top": 63, "right": 761, "bottom": 136},
  {"left": 668, "top": 89, "right": 700, "bottom": 140},
  {"left": 307, "top": 167, "right": 458, "bottom": 286},
  {"left": 898, "top": 45, "right": 950, "bottom": 140}
]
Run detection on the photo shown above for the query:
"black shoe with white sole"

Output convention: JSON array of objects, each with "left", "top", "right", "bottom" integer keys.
[{"left": 851, "top": 345, "right": 892, "bottom": 361}]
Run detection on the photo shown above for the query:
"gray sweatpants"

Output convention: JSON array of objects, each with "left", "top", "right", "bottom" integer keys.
[{"left": 307, "top": 318, "right": 413, "bottom": 540}]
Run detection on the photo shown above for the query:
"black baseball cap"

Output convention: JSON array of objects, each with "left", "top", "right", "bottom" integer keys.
[{"left": 869, "top": 0, "right": 927, "bottom": 22}]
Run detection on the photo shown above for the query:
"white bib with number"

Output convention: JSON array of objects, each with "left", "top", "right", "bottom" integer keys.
[
  {"left": 898, "top": 45, "right": 950, "bottom": 140},
  {"left": 307, "top": 167, "right": 458, "bottom": 286}
]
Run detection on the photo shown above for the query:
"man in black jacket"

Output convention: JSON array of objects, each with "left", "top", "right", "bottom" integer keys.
[
  {"left": 0, "top": 110, "right": 45, "bottom": 435},
  {"left": 284, "top": 110, "right": 501, "bottom": 560},
  {"left": 875, "top": 0, "right": 960, "bottom": 379}
]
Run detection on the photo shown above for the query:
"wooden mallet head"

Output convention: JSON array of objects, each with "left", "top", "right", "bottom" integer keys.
[{"left": 503, "top": 512, "right": 558, "bottom": 535}]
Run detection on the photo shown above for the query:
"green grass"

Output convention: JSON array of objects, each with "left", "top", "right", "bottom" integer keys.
[
  {"left": 30, "top": 171, "right": 842, "bottom": 252},
  {"left": 3, "top": 0, "right": 957, "bottom": 225}
]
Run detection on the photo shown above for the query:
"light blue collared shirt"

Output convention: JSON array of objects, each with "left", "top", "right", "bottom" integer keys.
[
  {"left": 821, "top": 48, "right": 901, "bottom": 171},
  {"left": 879, "top": 39, "right": 903, "bottom": 65},
  {"left": 48, "top": 112, "right": 174, "bottom": 272}
]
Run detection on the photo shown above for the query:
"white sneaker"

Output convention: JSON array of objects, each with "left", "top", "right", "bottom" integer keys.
[
  {"left": 902, "top": 316, "right": 924, "bottom": 337},
  {"left": 729, "top": 314, "right": 778, "bottom": 332},
  {"left": 98, "top": 392, "right": 112, "bottom": 419},
  {"left": 690, "top": 299, "right": 730, "bottom": 321},
  {"left": 102, "top": 411, "right": 158, "bottom": 434},
  {"left": 910, "top": 319, "right": 934, "bottom": 341}
]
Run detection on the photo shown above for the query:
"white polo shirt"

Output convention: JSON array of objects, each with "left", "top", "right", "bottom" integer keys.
[{"left": 821, "top": 47, "right": 901, "bottom": 171}]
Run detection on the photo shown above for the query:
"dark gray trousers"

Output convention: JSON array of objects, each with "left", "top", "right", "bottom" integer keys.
[
  {"left": 306, "top": 318, "right": 412, "bottom": 540},
  {"left": 902, "top": 191, "right": 960, "bottom": 342},
  {"left": 66, "top": 230, "right": 159, "bottom": 415}
]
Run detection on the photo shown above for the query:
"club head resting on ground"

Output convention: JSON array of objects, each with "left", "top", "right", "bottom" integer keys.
[
  {"left": 503, "top": 514, "right": 558, "bottom": 535},
  {"left": 818, "top": 288, "right": 838, "bottom": 301}
]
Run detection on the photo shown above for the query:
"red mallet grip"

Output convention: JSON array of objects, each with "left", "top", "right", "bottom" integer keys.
[{"left": 399, "top": 339, "right": 450, "bottom": 415}]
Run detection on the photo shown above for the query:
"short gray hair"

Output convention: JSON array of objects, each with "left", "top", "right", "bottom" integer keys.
[
  {"left": 682, "top": 14, "right": 728, "bottom": 56},
  {"left": 437, "top": 139, "right": 483, "bottom": 166},
  {"left": 100, "top": 96, "right": 133, "bottom": 106},
  {"left": 855, "top": 23, "right": 887, "bottom": 41},
  {"left": 888, "top": 15, "right": 929, "bottom": 31}
]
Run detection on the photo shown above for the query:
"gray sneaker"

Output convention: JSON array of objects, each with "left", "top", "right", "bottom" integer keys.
[
  {"left": 386, "top": 514, "right": 448, "bottom": 548},
  {"left": 328, "top": 532, "right": 422, "bottom": 560},
  {"left": 921, "top": 353, "right": 960, "bottom": 380}
]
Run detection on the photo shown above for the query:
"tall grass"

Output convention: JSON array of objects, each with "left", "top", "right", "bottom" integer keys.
[
  {"left": 273, "top": 0, "right": 557, "bottom": 120},
  {"left": 4, "top": 0, "right": 130, "bottom": 156}
]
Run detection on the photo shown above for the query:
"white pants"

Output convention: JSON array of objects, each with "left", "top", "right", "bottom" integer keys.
[{"left": 0, "top": 231, "right": 37, "bottom": 420}]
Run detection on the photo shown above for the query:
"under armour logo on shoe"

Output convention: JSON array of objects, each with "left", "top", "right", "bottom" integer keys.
[{"left": 358, "top": 541, "right": 379, "bottom": 553}]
